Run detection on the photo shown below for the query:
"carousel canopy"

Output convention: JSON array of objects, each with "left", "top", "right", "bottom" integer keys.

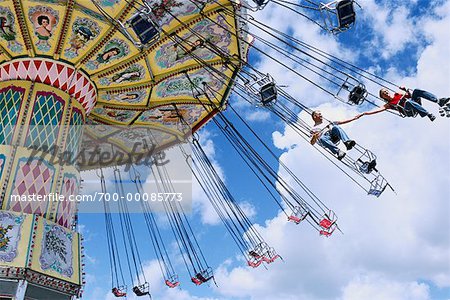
[{"left": 0, "top": 0, "right": 249, "bottom": 170}]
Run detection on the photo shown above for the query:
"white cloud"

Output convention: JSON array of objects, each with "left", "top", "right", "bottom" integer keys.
[
  {"left": 340, "top": 275, "right": 431, "bottom": 300},
  {"left": 245, "top": 110, "right": 271, "bottom": 122}
]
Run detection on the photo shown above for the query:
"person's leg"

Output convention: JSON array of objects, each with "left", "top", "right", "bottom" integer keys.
[
  {"left": 411, "top": 89, "right": 438, "bottom": 103},
  {"left": 404, "top": 100, "right": 430, "bottom": 117},
  {"left": 318, "top": 132, "right": 340, "bottom": 155},
  {"left": 329, "top": 125, "right": 350, "bottom": 142}
]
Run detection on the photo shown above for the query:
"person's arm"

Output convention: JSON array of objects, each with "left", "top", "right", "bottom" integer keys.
[
  {"left": 334, "top": 114, "right": 362, "bottom": 125},
  {"left": 399, "top": 86, "right": 412, "bottom": 98},
  {"left": 310, "top": 133, "right": 320, "bottom": 145},
  {"left": 358, "top": 104, "right": 390, "bottom": 117}
]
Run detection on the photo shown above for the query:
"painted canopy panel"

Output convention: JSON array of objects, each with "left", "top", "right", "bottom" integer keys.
[{"left": 0, "top": 0, "right": 247, "bottom": 155}]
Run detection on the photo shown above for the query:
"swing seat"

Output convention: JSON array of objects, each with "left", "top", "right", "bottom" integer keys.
[
  {"left": 261, "top": 254, "right": 281, "bottom": 264},
  {"left": 254, "top": 0, "right": 267, "bottom": 5},
  {"left": 319, "top": 211, "right": 337, "bottom": 230},
  {"left": 191, "top": 277, "right": 202, "bottom": 285},
  {"left": 128, "top": 13, "right": 159, "bottom": 45},
  {"left": 248, "top": 242, "right": 280, "bottom": 267},
  {"left": 319, "top": 218, "right": 335, "bottom": 229},
  {"left": 288, "top": 206, "right": 310, "bottom": 224},
  {"left": 247, "top": 259, "right": 263, "bottom": 268},
  {"left": 260, "top": 82, "right": 278, "bottom": 106},
  {"left": 358, "top": 159, "right": 377, "bottom": 174},
  {"left": 348, "top": 84, "right": 367, "bottom": 105},
  {"left": 336, "top": 0, "right": 356, "bottom": 29},
  {"left": 192, "top": 268, "right": 213, "bottom": 285},
  {"left": 112, "top": 287, "right": 127, "bottom": 297},
  {"left": 249, "top": 250, "right": 261, "bottom": 259},
  {"left": 132, "top": 283, "right": 150, "bottom": 297},
  {"left": 368, "top": 175, "right": 390, "bottom": 197},
  {"left": 165, "top": 279, "right": 180, "bottom": 288},
  {"left": 320, "top": 229, "right": 335, "bottom": 237},
  {"left": 319, "top": 211, "right": 338, "bottom": 236},
  {"left": 252, "top": 0, "right": 269, "bottom": 9},
  {"left": 288, "top": 215, "right": 301, "bottom": 224}
]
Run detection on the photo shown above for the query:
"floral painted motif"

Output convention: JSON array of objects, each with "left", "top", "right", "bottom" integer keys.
[
  {"left": 85, "top": 38, "right": 130, "bottom": 70},
  {"left": 39, "top": 221, "right": 73, "bottom": 277},
  {"left": 155, "top": 67, "right": 225, "bottom": 99},
  {"left": 0, "top": 6, "right": 23, "bottom": 52},
  {"left": 64, "top": 17, "right": 100, "bottom": 59},
  {"left": 147, "top": 0, "right": 204, "bottom": 27},
  {"left": 0, "top": 212, "right": 25, "bottom": 263}
]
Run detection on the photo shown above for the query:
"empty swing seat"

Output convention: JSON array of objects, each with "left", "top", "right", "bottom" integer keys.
[
  {"left": 249, "top": 250, "right": 261, "bottom": 259},
  {"left": 260, "top": 82, "right": 277, "bottom": 106},
  {"left": 253, "top": 0, "right": 269, "bottom": 8},
  {"left": 129, "top": 14, "right": 159, "bottom": 45},
  {"left": 319, "top": 211, "right": 338, "bottom": 237},
  {"left": 165, "top": 277, "right": 180, "bottom": 288},
  {"left": 319, "top": 217, "right": 334, "bottom": 230},
  {"left": 336, "top": 0, "right": 356, "bottom": 29},
  {"left": 247, "top": 259, "right": 263, "bottom": 268},
  {"left": 288, "top": 215, "right": 301, "bottom": 224},
  {"left": 319, "top": 229, "right": 334, "bottom": 237},
  {"left": 112, "top": 287, "right": 127, "bottom": 297},
  {"left": 348, "top": 84, "right": 367, "bottom": 105},
  {"left": 191, "top": 269, "right": 213, "bottom": 285},
  {"left": 247, "top": 242, "right": 281, "bottom": 267},
  {"left": 132, "top": 283, "right": 150, "bottom": 296},
  {"left": 288, "top": 206, "right": 310, "bottom": 224}
]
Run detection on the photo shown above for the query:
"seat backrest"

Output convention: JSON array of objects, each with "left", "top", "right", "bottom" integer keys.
[
  {"left": 130, "top": 14, "right": 159, "bottom": 44},
  {"left": 336, "top": 0, "right": 356, "bottom": 28}
]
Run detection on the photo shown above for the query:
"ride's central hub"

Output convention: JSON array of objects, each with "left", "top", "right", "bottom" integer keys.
[
  {"left": 0, "top": 59, "right": 91, "bottom": 298},
  {"left": 0, "top": 58, "right": 96, "bottom": 222}
]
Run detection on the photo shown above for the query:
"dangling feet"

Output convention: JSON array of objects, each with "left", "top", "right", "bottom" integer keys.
[
  {"left": 337, "top": 150, "right": 346, "bottom": 160},
  {"left": 438, "top": 97, "right": 450, "bottom": 107},
  {"left": 428, "top": 113, "right": 436, "bottom": 121},
  {"left": 438, "top": 98, "right": 450, "bottom": 118},
  {"left": 344, "top": 140, "right": 356, "bottom": 150}
]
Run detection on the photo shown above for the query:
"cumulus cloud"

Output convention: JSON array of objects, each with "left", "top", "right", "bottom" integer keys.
[{"left": 340, "top": 275, "right": 431, "bottom": 300}]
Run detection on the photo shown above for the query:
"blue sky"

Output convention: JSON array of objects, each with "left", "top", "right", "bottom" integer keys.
[{"left": 80, "top": 1, "right": 450, "bottom": 299}]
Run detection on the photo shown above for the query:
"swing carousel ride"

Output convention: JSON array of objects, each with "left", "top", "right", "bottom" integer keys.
[{"left": 1, "top": 0, "right": 449, "bottom": 299}]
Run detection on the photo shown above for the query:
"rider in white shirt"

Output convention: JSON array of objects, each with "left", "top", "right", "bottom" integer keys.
[{"left": 310, "top": 110, "right": 360, "bottom": 160}]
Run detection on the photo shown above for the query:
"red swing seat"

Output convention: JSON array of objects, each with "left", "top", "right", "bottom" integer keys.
[
  {"left": 247, "top": 242, "right": 281, "bottom": 267},
  {"left": 191, "top": 268, "right": 213, "bottom": 286},
  {"left": 165, "top": 275, "right": 180, "bottom": 288},
  {"left": 112, "top": 287, "right": 127, "bottom": 297},
  {"left": 319, "top": 211, "right": 338, "bottom": 237},
  {"left": 288, "top": 206, "right": 310, "bottom": 224}
]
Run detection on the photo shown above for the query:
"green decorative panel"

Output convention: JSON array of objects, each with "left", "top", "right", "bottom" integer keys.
[
  {"left": 66, "top": 108, "right": 84, "bottom": 156},
  {"left": 25, "top": 91, "right": 65, "bottom": 150},
  {"left": 0, "top": 86, "right": 25, "bottom": 145}
]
